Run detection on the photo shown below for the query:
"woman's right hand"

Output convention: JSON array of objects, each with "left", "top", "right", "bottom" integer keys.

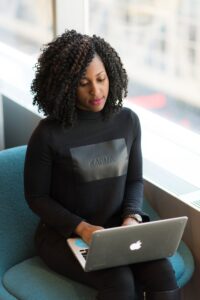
[{"left": 75, "top": 221, "right": 104, "bottom": 245}]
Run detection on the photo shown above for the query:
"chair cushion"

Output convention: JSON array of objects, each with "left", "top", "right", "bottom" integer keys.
[
  {"left": 3, "top": 256, "right": 97, "bottom": 300},
  {"left": 169, "top": 251, "right": 185, "bottom": 280},
  {"left": 0, "top": 146, "right": 38, "bottom": 277},
  {"left": 174, "top": 241, "right": 195, "bottom": 287},
  {"left": 3, "top": 252, "right": 186, "bottom": 300}
]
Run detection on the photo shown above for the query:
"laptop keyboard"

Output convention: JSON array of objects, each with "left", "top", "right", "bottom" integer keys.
[{"left": 80, "top": 249, "right": 88, "bottom": 260}]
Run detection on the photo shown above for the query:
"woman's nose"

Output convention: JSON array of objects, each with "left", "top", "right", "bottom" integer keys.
[{"left": 90, "top": 82, "right": 99, "bottom": 96}]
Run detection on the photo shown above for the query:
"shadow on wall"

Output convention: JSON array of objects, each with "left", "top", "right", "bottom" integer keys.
[{"left": 2, "top": 96, "right": 41, "bottom": 149}]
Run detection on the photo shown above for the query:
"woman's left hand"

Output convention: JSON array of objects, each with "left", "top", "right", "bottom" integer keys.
[{"left": 121, "top": 217, "right": 140, "bottom": 226}]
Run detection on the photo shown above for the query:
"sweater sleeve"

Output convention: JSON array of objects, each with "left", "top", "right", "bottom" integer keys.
[
  {"left": 24, "top": 120, "right": 83, "bottom": 237},
  {"left": 122, "top": 112, "right": 149, "bottom": 222}
]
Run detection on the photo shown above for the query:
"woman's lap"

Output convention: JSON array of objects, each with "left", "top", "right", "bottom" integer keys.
[
  {"left": 37, "top": 231, "right": 177, "bottom": 299},
  {"left": 38, "top": 234, "right": 135, "bottom": 292}
]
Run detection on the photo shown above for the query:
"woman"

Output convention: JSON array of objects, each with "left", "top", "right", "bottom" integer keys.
[{"left": 24, "top": 30, "right": 180, "bottom": 300}]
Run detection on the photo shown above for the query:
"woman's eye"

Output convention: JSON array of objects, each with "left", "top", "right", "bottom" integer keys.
[
  {"left": 79, "top": 81, "right": 88, "bottom": 87},
  {"left": 98, "top": 77, "right": 105, "bottom": 82}
]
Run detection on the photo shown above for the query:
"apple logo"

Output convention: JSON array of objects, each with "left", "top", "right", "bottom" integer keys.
[{"left": 130, "top": 240, "right": 142, "bottom": 251}]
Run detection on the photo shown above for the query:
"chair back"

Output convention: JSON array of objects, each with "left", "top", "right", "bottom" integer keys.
[{"left": 0, "top": 146, "right": 39, "bottom": 277}]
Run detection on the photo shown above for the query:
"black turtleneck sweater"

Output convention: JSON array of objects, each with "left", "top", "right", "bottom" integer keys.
[{"left": 24, "top": 107, "right": 149, "bottom": 239}]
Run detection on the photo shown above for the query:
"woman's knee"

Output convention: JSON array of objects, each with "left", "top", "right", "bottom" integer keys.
[
  {"left": 108, "top": 266, "right": 134, "bottom": 289},
  {"left": 97, "top": 266, "right": 136, "bottom": 300},
  {"left": 133, "top": 259, "right": 178, "bottom": 292},
  {"left": 150, "top": 259, "right": 177, "bottom": 287}
]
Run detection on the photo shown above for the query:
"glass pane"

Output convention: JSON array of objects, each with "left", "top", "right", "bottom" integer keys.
[
  {"left": 89, "top": 0, "right": 200, "bottom": 134},
  {"left": 0, "top": 0, "right": 53, "bottom": 54}
]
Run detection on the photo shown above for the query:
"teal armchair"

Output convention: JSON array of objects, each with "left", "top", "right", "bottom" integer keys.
[{"left": 0, "top": 146, "right": 194, "bottom": 299}]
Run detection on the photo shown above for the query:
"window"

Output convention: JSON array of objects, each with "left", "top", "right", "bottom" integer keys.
[
  {"left": 0, "top": 0, "right": 53, "bottom": 54},
  {"left": 89, "top": 0, "right": 200, "bottom": 134}
]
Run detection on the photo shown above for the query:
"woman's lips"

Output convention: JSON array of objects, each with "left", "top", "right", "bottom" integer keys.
[{"left": 89, "top": 98, "right": 104, "bottom": 106}]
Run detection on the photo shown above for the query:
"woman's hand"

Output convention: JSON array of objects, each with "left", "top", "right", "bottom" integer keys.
[
  {"left": 121, "top": 217, "right": 140, "bottom": 227},
  {"left": 75, "top": 221, "right": 104, "bottom": 245}
]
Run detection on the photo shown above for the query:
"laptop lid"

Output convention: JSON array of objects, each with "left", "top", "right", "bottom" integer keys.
[{"left": 67, "top": 216, "right": 188, "bottom": 272}]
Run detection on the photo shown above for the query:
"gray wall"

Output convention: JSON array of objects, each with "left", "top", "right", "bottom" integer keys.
[{"left": 2, "top": 96, "right": 41, "bottom": 149}]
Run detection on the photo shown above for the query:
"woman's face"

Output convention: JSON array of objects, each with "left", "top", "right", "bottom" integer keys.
[{"left": 76, "top": 55, "right": 109, "bottom": 112}]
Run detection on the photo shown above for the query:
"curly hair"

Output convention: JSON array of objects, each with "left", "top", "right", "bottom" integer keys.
[{"left": 31, "top": 29, "right": 128, "bottom": 126}]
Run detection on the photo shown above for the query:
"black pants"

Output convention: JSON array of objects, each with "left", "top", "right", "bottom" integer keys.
[{"left": 37, "top": 228, "right": 178, "bottom": 300}]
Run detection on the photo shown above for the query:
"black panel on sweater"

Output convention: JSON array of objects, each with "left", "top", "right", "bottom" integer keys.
[{"left": 70, "top": 138, "right": 128, "bottom": 182}]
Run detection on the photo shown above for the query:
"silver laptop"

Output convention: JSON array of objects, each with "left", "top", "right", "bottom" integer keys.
[{"left": 67, "top": 216, "right": 188, "bottom": 272}]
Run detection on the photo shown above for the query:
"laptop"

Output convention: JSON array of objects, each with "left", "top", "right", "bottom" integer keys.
[{"left": 67, "top": 216, "right": 188, "bottom": 272}]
